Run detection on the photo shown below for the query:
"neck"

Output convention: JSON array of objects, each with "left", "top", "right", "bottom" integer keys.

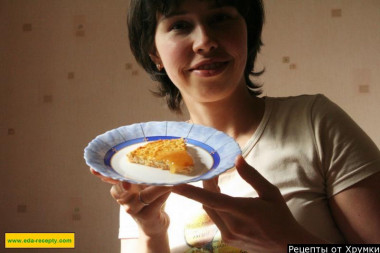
[{"left": 185, "top": 87, "right": 265, "bottom": 148}]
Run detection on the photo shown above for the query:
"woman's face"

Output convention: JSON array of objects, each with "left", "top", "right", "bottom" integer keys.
[{"left": 152, "top": 0, "right": 248, "bottom": 104}]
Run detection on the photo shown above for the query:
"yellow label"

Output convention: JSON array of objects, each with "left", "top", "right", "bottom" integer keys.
[{"left": 5, "top": 233, "right": 75, "bottom": 248}]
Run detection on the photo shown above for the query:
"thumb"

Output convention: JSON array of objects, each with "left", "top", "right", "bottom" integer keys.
[
  {"left": 203, "top": 176, "right": 220, "bottom": 193},
  {"left": 235, "top": 155, "right": 280, "bottom": 200}
]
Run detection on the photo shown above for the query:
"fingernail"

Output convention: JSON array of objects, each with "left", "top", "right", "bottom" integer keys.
[
  {"left": 121, "top": 182, "right": 130, "bottom": 190},
  {"left": 90, "top": 169, "right": 100, "bottom": 175}
]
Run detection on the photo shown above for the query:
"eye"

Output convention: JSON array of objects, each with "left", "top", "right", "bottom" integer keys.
[
  {"left": 169, "top": 21, "right": 191, "bottom": 32},
  {"left": 212, "top": 13, "right": 231, "bottom": 23}
]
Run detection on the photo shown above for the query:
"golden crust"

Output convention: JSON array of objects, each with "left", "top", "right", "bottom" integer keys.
[{"left": 127, "top": 138, "right": 194, "bottom": 174}]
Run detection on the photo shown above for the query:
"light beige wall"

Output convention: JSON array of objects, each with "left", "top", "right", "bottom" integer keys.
[
  {"left": 259, "top": 0, "right": 380, "bottom": 146},
  {"left": 1, "top": 1, "right": 379, "bottom": 252},
  {"left": 1, "top": 0, "right": 183, "bottom": 252}
]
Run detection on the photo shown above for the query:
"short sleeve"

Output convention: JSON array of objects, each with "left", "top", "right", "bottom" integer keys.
[
  {"left": 311, "top": 95, "right": 380, "bottom": 197},
  {"left": 118, "top": 206, "right": 139, "bottom": 239}
]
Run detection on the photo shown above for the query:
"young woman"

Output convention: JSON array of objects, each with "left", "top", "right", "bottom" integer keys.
[{"left": 91, "top": 0, "right": 380, "bottom": 252}]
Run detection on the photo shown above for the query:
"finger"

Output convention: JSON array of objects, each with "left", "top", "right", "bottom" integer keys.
[
  {"left": 137, "top": 191, "right": 171, "bottom": 218},
  {"left": 202, "top": 206, "right": 229, "bottom": 233},
  {"left": 173, "top": 184, "right": 233, "bottom": 211},
  {"left": 235, "top": 155, "right": 280, "bottom": 199},
  {"left": 90, "top": 168, "right": 120, "bottom": 184},
  {"left": 111, "top": 189, "right": 131, "bottom": 207},
  {"left": 116, "top": 192, "right": 136, "bottom": 206},
  {"left": 203, "top": 176, "right": 220, "bottom": 192},
  {"left": 110, "top": 184, "right": 146, "bottom": 214},
  {"left": 128, "top": 188, "right": 172, "bottom": 217},
  {"left": 139, "top": 186, "right": 173, "bottom": 205},
  {"left": 121, "top": 181, "right": 132, "bottom": 191},
  {"left": 90, "top": 168, "right": 100, "bottom": 176},
  {"left": 201, "top": 177, "right": 223, "bottom": 226},
  {"left": 101, "top": 177, "right": 120, "bottom": 184},
  {"left": 203, "top": 206, "right": 248, "bottom": 243},
  {"left": 149, "top": 191, "right": 171, "bottom": 209},
  {"left": 110, "top": 183, "right": 128, "bottom": 200}
]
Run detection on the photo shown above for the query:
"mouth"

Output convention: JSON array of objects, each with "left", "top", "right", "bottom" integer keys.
[
  {"left": 194, "top": 62, "right": 227, "bottom": 70},
  {"left": 189, "top": 61, "right": 229, "bottom": 76}
]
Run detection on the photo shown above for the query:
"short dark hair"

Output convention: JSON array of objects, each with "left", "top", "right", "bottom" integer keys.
[{"left": 127, "top": 0, "right": 265, "bottom": 113}]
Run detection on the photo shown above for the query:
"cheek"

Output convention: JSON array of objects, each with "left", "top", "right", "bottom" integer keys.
[
  {"left": 218, "top": 24, "right": 248, "bottom": 65},
  {"left": 158, "top": 41, "right": 190, "bottom": 80},
  {"left": 161, "top": 45, "right": 181, "bottom": 67},
  {"left": 230, "top": 30, "right": 247, "bottom": 57},
  {"left": 231, "top": 33, "right": 248, "bottom": 72}
]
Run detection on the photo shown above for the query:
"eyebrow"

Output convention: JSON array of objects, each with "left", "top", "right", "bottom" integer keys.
[{"left": 161, "top": 10, "right": 189, "bottom": 19}]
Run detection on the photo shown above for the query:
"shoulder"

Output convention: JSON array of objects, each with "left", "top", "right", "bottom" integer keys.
[
  {"left": 263, "top": 94, "right": 324, "bottom": 126},
  {"left": 265, "top": 94, "right": 347, "bottom": 125},
  {"left": 264, "top": 94, "right": 332, "bottom": 105},
  {"left": 265, "top": 94, "right": 324, "bottom": 113}
]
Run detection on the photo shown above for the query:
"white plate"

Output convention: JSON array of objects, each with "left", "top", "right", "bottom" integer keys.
[{"left": 84, "top": 121, "right": 241, "bottom": 185}]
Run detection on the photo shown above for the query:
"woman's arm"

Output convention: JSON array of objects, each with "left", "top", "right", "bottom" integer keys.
[
  {"left": 329, "top": 171, "right": 380, "bottom": 243},
  {"left": 90, "top": 169, "right": 172, "bottom": 252},
  {"left": 112, "top": 184, "right": 172, "bottom": 253}
]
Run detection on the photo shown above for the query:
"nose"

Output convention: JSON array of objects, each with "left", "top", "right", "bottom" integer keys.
[{"left": 192, "top": 25, "right": 218, "bottom": 54}]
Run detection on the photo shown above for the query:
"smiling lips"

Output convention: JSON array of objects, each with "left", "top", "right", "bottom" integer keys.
[{"left": 190, "top": 61, "right": 229, "bottom": 77}]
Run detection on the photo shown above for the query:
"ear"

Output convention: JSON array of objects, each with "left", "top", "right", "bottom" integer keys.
[
  {"left": 149, "top": 49, "right": 162, "bottom": 67},
  {"left": 149, "top": 50, "right": 164, "bottom": 71}
]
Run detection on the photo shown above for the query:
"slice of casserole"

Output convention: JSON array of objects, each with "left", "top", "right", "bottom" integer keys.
[{"left": 127, "top": 138, "right": 194, "bottom": 175}]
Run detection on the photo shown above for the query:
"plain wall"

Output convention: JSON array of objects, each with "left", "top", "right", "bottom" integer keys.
[{"left": 1, "top": 0, "right": 379, "bottom": 252}]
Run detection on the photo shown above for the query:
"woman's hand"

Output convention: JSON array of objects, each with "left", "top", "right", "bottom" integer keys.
[
  {"left": 90, "top": 169, "right": 172, "bottom": 237},
  {"left": 172, "top": 156, "right": 326, "bottom": 252}
]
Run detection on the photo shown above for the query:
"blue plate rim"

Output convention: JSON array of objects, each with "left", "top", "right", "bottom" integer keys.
[{"left": 84, "top": 121, "right": 242, "bottom": 185}]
